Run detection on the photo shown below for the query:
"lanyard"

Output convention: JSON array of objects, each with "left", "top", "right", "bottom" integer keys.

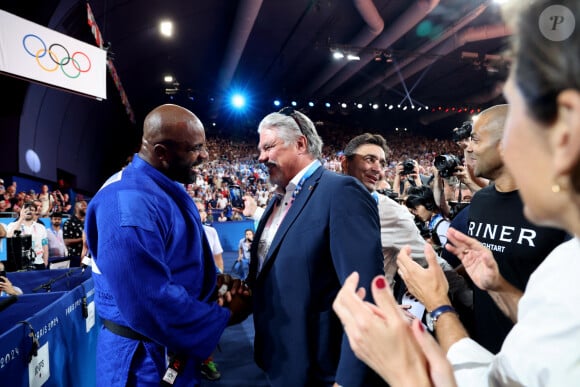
[{"left": 291, "top": 160, "right": 321, "bottom": 203}]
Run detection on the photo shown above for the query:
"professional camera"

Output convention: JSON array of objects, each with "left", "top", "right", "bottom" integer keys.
[
  {"left": 401, "top": 159, "right": 416, "bottom": 175},
  {"left": 452, "top": 121, "right": 472, "bottom": 142},
  {"left": 434, "top": 154, "right": 462, "bottom": 178},
  {"left": 6, "top": 231, "right": 36, "bottom": 271},
  {"left": 413, "top": 216, "right": 431, "bottom": 239},
  {"left": 377, "top": 189, "right": 399, "bottom": 202}
]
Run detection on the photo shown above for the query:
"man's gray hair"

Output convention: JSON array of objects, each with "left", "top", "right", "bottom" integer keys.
[{"left": 258, "top": 110, "right": 323, "bottom": 159}]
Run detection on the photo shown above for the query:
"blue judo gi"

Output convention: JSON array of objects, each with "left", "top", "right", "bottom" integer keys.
[{"left": 85, "top": 155, "right": 230, "bottom": 386}]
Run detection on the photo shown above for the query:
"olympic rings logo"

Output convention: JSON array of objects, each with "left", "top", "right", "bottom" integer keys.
[{"left": 22, "top": 34, "right": 92, "bottom": 78}]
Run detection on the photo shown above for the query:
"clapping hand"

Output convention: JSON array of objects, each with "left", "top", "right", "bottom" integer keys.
[
  {"left": 445, "top": 228, "right": 503, "bottom": 291},
  {"left": 333, "top": 273, "right": 456, "bottom": 387}
]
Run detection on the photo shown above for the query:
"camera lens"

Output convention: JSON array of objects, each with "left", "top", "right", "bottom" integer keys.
[
  {"left": 402, "top": 159, "right": 415, "bottom": 175},
  {"left": 434, "top": 154, "right": 461, "bottom": 178}
]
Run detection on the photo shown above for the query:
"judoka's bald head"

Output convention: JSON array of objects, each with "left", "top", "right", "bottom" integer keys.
[{"left": 139, "top": 104, "right": 208, "bottom": 183}]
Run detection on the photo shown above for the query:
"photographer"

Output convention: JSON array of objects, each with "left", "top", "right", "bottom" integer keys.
[
  {"left": 452, "top": 121, "right": 489, "bottom": 193},
  {"left": 404, "top": 185, "right": 450, "bottom": 253},
  {"left": 5, "top": 201, "right": 49, "bottom": 269},
  {"left": 431, "top": 155, "right": 470, "bottom": 219},
  {"left": 392, "top": 158, "right": 431, "bottom": 197}
]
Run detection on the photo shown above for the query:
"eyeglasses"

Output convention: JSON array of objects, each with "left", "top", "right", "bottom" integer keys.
[{"left": 278, "top": 106, "right": 305, "bottom": 135}]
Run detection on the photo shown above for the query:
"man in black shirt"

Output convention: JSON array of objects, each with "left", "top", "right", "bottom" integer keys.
[
  {"left": 463, "top": 104, "right": 568, "bottom": 353},
  {"left": 64, "top": 200, "right": 87, "bottom": 257}
]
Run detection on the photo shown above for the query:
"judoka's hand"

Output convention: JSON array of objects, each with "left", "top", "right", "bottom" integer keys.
[
  {"left": 214, "top": 274, "right": 241, "bottom": 305},
  {"left": 224, "top": 280, "right": 253, "bottom": 325},
  {"left": 225, "top": 292, "right": 253, "bottom": 325}
]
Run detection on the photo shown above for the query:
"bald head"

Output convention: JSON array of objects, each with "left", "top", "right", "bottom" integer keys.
[
  {"left": 142, "top": 104, "right": 204, "bottom": 145},
  {"left": 138, "top": 104, "right": 208, "bottom": 183},
  {"left": 475, "top": 104, "right": 508, "bottom": 142}
]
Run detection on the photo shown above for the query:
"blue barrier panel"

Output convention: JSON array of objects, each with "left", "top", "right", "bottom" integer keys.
[
  {"left": 7, "top": 268, "right": 92, "bottom": 294},
  {"left": 211, "top": 220, "right": 255, "bottom": 251},
  {"left": 0, "top": 278, "right": 98, "bottom": 387}
]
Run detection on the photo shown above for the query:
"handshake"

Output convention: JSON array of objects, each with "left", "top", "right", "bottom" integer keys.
[{"left": 214, "top": 274, "right": 253, "bottom": 326}]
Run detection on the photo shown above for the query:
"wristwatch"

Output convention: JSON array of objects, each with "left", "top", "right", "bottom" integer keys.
[{"left": 426, "top": 305, "right": 457, "bottom": 332}]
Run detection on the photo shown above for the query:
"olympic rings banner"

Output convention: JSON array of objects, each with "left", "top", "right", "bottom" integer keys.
[{"left": 0, "top": 10, "right": 107, "bottom": 100}]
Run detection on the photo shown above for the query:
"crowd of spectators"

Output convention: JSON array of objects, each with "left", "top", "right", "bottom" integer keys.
[
  {"left": 1, "top": 128, "right": 463, "bottom": 225},
  {"left": 182, "top": 129, "right": 463, "bottom": 222},
  {"left": 0, "top": 181, "right": 78, "bottom": 217}
]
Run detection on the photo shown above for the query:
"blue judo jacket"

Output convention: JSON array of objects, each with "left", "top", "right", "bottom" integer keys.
[{"left": 86, "top": 154, "right": 229, "bottom": 386}]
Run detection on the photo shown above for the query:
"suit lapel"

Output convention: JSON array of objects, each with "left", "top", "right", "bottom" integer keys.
[{"left": 256, "top": 168, "right": 323, "bottom": 279}]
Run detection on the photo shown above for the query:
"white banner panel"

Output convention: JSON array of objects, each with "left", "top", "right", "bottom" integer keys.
[{"left": 0, "top": 10, "right": 107, "bottom": 100}]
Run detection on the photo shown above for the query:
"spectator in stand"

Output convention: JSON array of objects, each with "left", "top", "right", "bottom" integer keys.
[
  {"left": 38, "top": 184, "right": 53, "bottom": 217},
  {"left": 217, "top": 211, "right": 227, "bottom": 222},
  {"left": 46, "top": 212, "right": 68, "bottom": 258},
  {"left": 63, "top": 200, "right": 87, "bottom": 257},
  {"left": 215, "top": 192, "right": 228, "bottom": 210}
]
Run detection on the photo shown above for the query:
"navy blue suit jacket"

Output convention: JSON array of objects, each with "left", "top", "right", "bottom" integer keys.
[{"left": 248, "top": 166, "right": 385, "bottom": 386}]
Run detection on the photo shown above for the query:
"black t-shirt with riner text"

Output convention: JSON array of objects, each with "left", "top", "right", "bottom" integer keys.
[{"left": 468, "top": 184, "right": 568, "bottom": 353}]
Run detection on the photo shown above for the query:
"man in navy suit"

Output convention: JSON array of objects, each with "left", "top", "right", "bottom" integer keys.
[{"left": 246, "top": 107, "right": 385, "bottom": 386}]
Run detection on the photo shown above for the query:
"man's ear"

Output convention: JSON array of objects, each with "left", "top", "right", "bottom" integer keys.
[
  {"left": 295, "top": 135, "right": 308, "bottom": 154},
  {"left": 552, "top": 89, "right": 580, "bottom": 176},
  {"left": 339, "top": 155, "right": 348, "bottom": 174},
  {"left": 153, "top": 143, "right": 169, "bottom": 161}
]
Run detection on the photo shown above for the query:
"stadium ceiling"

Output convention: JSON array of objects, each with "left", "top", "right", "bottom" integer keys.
[{"left": 2, "top": 0, "right": 510, "bottom": 137}]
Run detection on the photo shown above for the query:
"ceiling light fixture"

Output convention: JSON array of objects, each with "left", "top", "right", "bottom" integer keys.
[
  {"left": 332, "top": 51, "right": 344, "bottom": 60},
  {"left": 159, "top": 21, "right": 173, "bottom": 37}
]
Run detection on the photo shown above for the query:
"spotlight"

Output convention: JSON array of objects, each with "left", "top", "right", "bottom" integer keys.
[
  {"left": 291, "top": 101, "right": 297, "bottom": 106},
  {"left": 308, "top": 101, "right": 314, "bottom": 107},
  {"left": 273, "top": 100, "right": 281, "bottom": 107},
  {"left": 231, "top": 94, "right": 245, "bottom": 109}
]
